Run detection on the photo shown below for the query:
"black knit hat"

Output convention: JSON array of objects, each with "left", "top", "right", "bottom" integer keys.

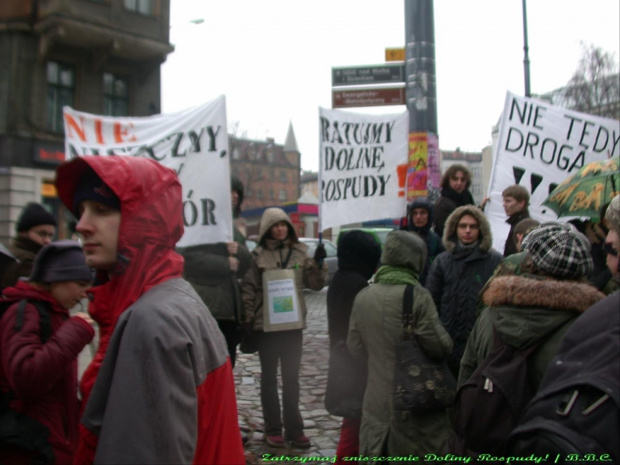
[
  {"left": 72, "top": 168, "right": 120, "bottom": 215},
  {"left": 29, "top": 240, "right": 93, "bottom": 283},
  {"left": 16, "top": 203, "right": 57, "bottom": 233}
]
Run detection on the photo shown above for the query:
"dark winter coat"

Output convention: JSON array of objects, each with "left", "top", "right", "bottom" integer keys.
[
  {"left": 325, "top": 230, "right": 380, "bottom": 419},
  {"left": 459, "top": 275, "right": 606, "bottom": 389},
  {"left": 432, "top": 187, "right": 475, "bottom": 237},
  {"left": 1, "top": 237, "right": 42, "bottom": 289},
  {"left": 503, "top": 208, "right": 530, "bottom": 257},
  {"left": 179, "top": 225, "right": 251, "bottom": 323},
  {"left": 426, "top": 205, "right": 502, "bottom": 374},
  {"left": 0, "top": 282, "right": 94, "bottom": 464},
  {"left": 348, "top": 231, "right": 453, "bottom": 458},
  {"left": 403, "top": 197, "right": 445, "bottom": 285}
]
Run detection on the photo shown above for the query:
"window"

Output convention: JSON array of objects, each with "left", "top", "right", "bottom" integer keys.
[
  {"left": 124, "top": 0, "right": 153, "bottom": 14},
  {"left": 279, "top": 171, "right": 288, "bottom": 183},
  {"left": 46, "top": 61, "right": 74, "bottom": 133},
  {"left": 257, "top": 190, "right": 263, "bottom": 200},
  {"left": 279, "top": 190, "right": 287, "bottom": 201},
  {"left": 269, "top": 189, "right": 274, "bottom": 200},
  {"left": 232, "top": 147, "right": 240, "bottom": 159},
  {"left": 103, "top": 73, "right": 128, "bottom": 116}
]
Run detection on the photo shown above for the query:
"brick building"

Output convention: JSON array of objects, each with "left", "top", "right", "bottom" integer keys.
[
  {"left": 0, "top": 0, "right": 172, "bottom": 243},
  {"left": 230, "top": 122, "right": 301, "bottom": 212}
]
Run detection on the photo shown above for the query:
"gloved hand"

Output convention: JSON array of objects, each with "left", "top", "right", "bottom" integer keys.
[{"left": 313, "top": 243, "right": 327, "bottom": 262}]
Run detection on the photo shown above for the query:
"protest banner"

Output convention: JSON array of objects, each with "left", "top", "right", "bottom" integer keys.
[
  {"left": 486, "top": 91, "right": 620, "bottom": 252},
  {"left": 318, "top": 107, "right": 408, "bottom": 231},
  {"left": 63, "top": 96, "right": 231, "bottom": 247}
]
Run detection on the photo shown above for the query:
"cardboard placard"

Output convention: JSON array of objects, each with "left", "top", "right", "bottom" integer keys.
[{"left": 262, "top": 269, "right": 303, "bottom": 332}]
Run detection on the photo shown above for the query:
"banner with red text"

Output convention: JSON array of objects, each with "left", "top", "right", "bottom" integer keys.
[
  {"left": 319, "top": 108, "right": 408, "bottom": 231},
  {"left": 63, "top": 96, "right": 231, "bottom": 247},
  {"left": 487, "top": 91, "right": 620, "bottom": 252}
]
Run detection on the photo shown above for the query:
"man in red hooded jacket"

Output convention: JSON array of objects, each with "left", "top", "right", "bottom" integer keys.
[{"left": 55, "top": 156, "right": 245, "bottom": 465}]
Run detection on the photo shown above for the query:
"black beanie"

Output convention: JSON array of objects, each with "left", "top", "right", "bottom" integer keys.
[
  {"left": 16, "top": 203, "right": 57, "bottom": 233},
  {"left": 29, "top": 240, "right": 93, "bottom": 283},
  {"left": 72, "top": 168, "right": 120, "bottom": 215}
]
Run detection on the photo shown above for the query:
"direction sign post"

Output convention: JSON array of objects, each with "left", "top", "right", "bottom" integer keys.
[
  {"left": 332, "top": 64, "right": 405, "bottom": 87},
  {"left": 332, "top": 87, "right": 406, "bottom": 109}
]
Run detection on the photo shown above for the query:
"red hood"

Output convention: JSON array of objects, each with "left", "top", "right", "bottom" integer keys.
[{"left": 55, "top": 156, "right": 185, "bottom": 404}]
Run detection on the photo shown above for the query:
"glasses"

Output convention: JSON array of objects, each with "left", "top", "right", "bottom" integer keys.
[{"left": 603, "top": 242, "right": 619, "bottom": 257}]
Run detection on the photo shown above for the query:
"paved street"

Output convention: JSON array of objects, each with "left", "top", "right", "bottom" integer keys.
[{"left": 236, "top": 287, "right": 341, "bottom": 464}]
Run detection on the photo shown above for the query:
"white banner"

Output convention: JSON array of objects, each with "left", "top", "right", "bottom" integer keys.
[
  {"left": 63, "top": 97, "right": 232, "bottom": 247},
  {"left": 319, "top": 108, "right": 408, "bottom": 231},
  {"left": 486, "top": 91, "right": 620, "bottom": 252}
]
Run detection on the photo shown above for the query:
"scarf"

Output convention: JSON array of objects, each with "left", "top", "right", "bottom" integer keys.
[
  {"left": 374, "top": 265, "right": 419, "bottom": 285},
  {"left": 441, "top": 186, "right": 475, "bottom": 207}
]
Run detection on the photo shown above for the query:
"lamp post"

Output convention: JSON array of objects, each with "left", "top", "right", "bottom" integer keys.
[{"left": 522, "top": 0, "right": 531, "bottom": 97}]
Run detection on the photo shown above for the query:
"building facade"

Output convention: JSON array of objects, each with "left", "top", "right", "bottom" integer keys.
[
  {"left": 0, "top": 0, "right": 172, "bottom": 243},
  {"left": 230, "top": 123, "right": 301, "bottom": 212}
]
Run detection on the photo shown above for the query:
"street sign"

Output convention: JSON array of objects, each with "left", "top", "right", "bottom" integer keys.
[
  {"left": 332, "top": 87, "right": 406, "bottom": 109},
  {"left": 332, "top": 63, "right": 405, "bottom": 87},
  {"left": 385, "top": 47, "right": 405, "bottom": 62}
]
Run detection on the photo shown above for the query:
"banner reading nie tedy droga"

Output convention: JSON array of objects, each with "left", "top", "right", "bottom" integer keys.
[
  {"left": 486, "top": 91, "right": 620, "bottom": 252},
  {"left": 319, "top": 108, "right": 408, "bottom": 231},
  {"left": 63, "top": 96, "right": 232, "bottom": 247}
]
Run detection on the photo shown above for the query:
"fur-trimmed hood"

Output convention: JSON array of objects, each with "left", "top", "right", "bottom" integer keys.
[
  {"left": 481, "top": 275, "right": 605, "bottom": 349},
  {"left": 483, "top": 275, "right": 605, "bottom": 313},
  {"left": 443, "top": 205, "right": 493, "bottom": 253}
]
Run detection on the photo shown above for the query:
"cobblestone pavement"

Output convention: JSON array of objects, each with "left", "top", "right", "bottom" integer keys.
[{"left": 236, "top": 287, "right": 341, "bottom": 465}]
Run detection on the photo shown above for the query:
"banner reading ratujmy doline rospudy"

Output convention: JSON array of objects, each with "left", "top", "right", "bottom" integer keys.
[
  {"left": 486, "top": 91, "right": 620, "bottom": 252},
  {"left": 319, "top": 108, "right": 408, "bottom": 231},
  {"left": 63, "top": 96, "right": 232, "bottom": 247}
]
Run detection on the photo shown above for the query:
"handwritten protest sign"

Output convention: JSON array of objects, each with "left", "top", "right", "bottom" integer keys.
[
  {"left": 63, "top": 96, "right": 231, "bottom": 247},
  {"left": 318, "top": 108, "right": 408, "bottom": 230},
  {"left": 486, "top": 91, "right": 620, "bottom": 252}
]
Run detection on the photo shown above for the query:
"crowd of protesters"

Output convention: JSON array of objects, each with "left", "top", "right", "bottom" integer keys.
[{"left": 0, "top": 155, "right": 618, "bottom": 464}]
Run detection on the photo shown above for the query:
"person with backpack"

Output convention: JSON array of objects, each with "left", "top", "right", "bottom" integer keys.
[
  {"left": 401, "top": 197, "right": 444, "bottom": 285},
  {"left": 453, "top": 222, "right": 605, "bottom": 456},
  {"left": 0, "top": 240, "right": 94, "bottom": 464}
]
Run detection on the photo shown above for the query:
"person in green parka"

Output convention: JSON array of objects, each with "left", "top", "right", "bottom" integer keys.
[{"left": 347, "top": 230, "right": 453, "bottom": 460}]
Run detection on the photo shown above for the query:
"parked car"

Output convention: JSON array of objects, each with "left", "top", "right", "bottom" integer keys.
[{"left": 299, "top": 237, "right": 338, "bottom": 286}]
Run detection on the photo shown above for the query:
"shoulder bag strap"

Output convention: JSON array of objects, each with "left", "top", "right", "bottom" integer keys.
[
  {"left": 14, "top": 299, "right": 52, "bottom": 343},
  {"left": 401, "top": 284, "right": 414, "bottom": 340}
]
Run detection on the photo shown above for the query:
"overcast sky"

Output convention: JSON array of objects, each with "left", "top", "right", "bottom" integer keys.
[{"left": 161, "top": 0, "right": 620, "bottom": 172}]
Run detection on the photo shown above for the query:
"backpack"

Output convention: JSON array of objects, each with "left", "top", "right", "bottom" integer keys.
[
  {"left": 507, "top": 294, "right": 620, "bottom": 463},
  {"left": 450, "top": 325, "right": 545, "bottom": 456},
  {"left": 0, "top": 299, "right": 55, "bottom": 464}
]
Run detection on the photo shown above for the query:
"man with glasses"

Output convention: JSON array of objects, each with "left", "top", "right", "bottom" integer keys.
[{"left": 1, "top": 202, "right": 56, "bottom": 289}]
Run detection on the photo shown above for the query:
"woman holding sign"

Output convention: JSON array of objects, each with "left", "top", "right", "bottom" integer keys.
[{"left": 241, "top": 207, "right": 327, "bottom": 449}]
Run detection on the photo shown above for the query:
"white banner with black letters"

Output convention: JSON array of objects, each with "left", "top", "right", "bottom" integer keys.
[
  {"left": 63, "top": 96, "right": 231, "bottom": 247},
  {"left": 319, "top": 107, "right": 408, "bottom": 231},
  {"left": 487, "top": 91, "right": 620, "bottom": 252}
]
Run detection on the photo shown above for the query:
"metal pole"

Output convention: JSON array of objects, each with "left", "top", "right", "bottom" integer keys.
[
  {"left": 404, "top": 0, "right": 437, "bottom": 134},
  {"left": 522, "top": 0, "right": 531, "bottom": 97}
]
